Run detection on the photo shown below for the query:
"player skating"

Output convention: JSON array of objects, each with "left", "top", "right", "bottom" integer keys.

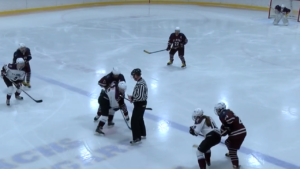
[
  {"left": 214, "top": 102, "right": 247, "bottom": 169},
  {"left": 13, "top": 43, "right": 32, "bottom": 88},
  {"left": 1, "top": 58, "right": 26, "bottom": 106},
  {"left": 166, "top": 27, "right": 188, "bottom": 68},
  {"left": 273, "top": 4, "right": 291, "bottom": 26},
  {"left": 95, "top": 81, "right": 130, "bottom": 135},
  {"left": 94, "top": 67, "right": 127, "bottom": 121},
  {"left": 189, "top": 108, "right": 221, "bottom": 169}
]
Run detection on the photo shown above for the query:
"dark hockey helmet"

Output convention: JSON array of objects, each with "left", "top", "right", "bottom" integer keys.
[{"left": 131, "top": 68, "right": 141, "bottom": 76}]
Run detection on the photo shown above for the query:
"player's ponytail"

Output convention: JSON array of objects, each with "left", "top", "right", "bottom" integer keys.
[{"left": 203, "top": 115, "right": 212, "bottom": 127}]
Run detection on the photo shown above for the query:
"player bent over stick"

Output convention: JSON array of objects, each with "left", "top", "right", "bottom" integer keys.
[
  {"left": 214, "top": 102, "right": 247, "bottom": 169},
  {"left": 95, "top": 81, "right": 130, "bottom": 135},
  {"left": 1, "top": 58, "right": 26, "bottom": 106},
  {"left": 13, "top": 43, "right": 32, "bottom": 88},
  {"left": 94, "top": 67, "right": 126, "bottom": 121},
  {"left": 273, "top": 4, "right": 291, "bottom": 26},
  {"left": 190, "top": 108, "right": 221, "bottom": 169}
]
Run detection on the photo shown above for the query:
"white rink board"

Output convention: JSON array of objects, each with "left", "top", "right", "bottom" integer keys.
[{"left": 0, "top": 0, "right": 295, "bottom": 12}]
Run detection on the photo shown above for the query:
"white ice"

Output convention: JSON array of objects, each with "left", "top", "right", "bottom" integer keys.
[{"left": 0, "top": 4, "right": 300, "bottom": 169}]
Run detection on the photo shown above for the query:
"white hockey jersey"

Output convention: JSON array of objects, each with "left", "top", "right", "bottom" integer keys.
[
  {"left": 2, "top": 64, "right": 25, "bottom": 82},
  {"left": 105, "top": 82, "right": 120, "bottom": 109},
  {"left": 194, "top": 116, "right": 220, "bottom": 137}
]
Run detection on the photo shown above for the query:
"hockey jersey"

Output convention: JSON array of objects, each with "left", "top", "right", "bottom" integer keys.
[
  {"left": 98, "top": 72, "right": 125, "bottom": 88},
  {"left": 219, "top": 109, "right": 246, "bottom": 137},
  {"left": 275, "top": 5, "right": 291, "bottom": 13},
  {"left": 193, "top": 116, "right": 220, "bottom": 137},
  {"left": 1, "top": 64, "right": 25, "bottom": 82},
  {"left": 13, "top": 48, "right": 32, "bottom": 63}
]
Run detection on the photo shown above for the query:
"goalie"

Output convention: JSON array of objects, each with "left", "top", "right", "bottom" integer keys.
[{"left": 273, "top": 4, "right": 291, "bottom": 26}]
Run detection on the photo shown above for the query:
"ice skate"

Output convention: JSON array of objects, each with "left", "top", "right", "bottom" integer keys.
[
  {"left": 95, "top": 127, "right": 105, "bottom": 135},
  {"left": 6, "top": 100, "right": 10, "bottom": 106},
  {"left": 167, "top": 60, "right": 173, "bottom": 65},
  {"left": 141, "top": 136, "right": 146, "bottom": 139},
  {"left": 108, "top": 121, "right": 115, "bottom": 127},
  {"left": 181, "top": 62, "right": 186, "bottom": 68},
  {"left": 125, "top": 115, "right": 130, "bottom": 121},
  {"left": 94, "top": 115, "right": 100, "bottom": 121},
  {"left": 15, "top": 95, "right": 23, "bottom": 100},
  {"left": 130, "top": 139, "right": 141, "bottom": 145}
]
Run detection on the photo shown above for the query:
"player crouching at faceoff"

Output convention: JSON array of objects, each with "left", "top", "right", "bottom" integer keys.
[
  {"left": 189, "top": 108, "right": 221, "bottom": 169},
  {"left": 13, "top": 43, "right": 32, "bottom": 88},
  {"left": 273, "top": 4, "right": 291, "bottom": 26},
  {"left": 95, "top": 67, "right": 126, "bottom": 121},
  {"left": 1, "top": 58, "right": 26, "bottom": 106},
  {"left": 214, "top": 102, "right": 247, "bottom": 169},
  {"left": 166, "top": 27, "right": 188, "bottom": 68},
  {"left": 95, "top": 81, "right": 129, "bottom": 135}
]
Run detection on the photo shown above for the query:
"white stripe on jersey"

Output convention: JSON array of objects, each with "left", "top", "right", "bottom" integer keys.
[{"left": 229, "top": 128, "right": 246, "bottom": 136}]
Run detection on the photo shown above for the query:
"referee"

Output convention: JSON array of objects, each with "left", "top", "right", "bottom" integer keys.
[{"left": 128, "top": 68, "right": 148, "bottom": 144}]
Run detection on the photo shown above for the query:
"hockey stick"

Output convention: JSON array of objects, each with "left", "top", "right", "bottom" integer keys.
[
  {"left": 143, "top": 49, "right": 166, "bottom": 54},
  {"left": 11, "top": 81, "right": 43, "bottom": 103},
  {"left": 119, "top": 109, "right": 131, "bottom": 130},
  {"left": 120, "top": 95, "right": 152, "bottom": 110}
]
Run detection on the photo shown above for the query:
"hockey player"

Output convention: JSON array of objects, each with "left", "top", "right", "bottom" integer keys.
[
  {"left": 189, "top": 108, "right": 221, "bottom": 169},
  {"left": 273, "top": 4, "right": 291, "bottom": 26},
  {"left": 95, "top": 67, "right": 126, "bottom": 121},
  {"left": 166, "top": 27, "right": 188, "bottom": 68},
  {"left": 214, "top": 102, "right": 247, "bottom": 169},
  {"left": 13, "top": 43, "right": 32, "bottom": 88},
  {"left": 95, "top": 81, "right": 130, "bottom": 135},
  {"left": 1, "top": 58, "right": 26, "bottom": 106}
]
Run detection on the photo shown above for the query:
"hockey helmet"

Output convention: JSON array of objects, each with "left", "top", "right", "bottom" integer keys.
[
  {"left": 118, "top": 81, "right": 127, "bottom": 91},
  {"left": 175, "top": 27, "right": 180, "bottom": 34},
  {"left": 112, "top": 67, "right": 120, "bottom": 75},
  {"left": 214, "top": 102, "right": 226, "bottom": 116},
  {"left": 16, "top": 58, "right": 25, "bottom": 70},
  {"left": 192, "top": 108, "right": 204, "bottom": 121}
]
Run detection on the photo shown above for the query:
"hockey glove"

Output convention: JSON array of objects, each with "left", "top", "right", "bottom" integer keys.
[
  {"left": 189, "top": 126, "right": 197, "bottom": 136},
  {"left": 166, "top": 45, "right": 171, "bottom": 51},
  {"left": 221, "top": 125, "right": 230, "bottom": 136}
]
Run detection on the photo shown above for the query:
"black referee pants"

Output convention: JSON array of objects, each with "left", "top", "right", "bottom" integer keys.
[{"left": 131, "top": 101, "right": 147, "bottom": 140}]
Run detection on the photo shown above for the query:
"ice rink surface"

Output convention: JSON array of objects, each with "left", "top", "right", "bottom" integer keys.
[{"left": 0, "top": 4, "right": 300, "bottom": 169}]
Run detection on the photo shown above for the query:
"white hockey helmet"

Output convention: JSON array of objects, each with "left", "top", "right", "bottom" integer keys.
[
  {"left": 281, "top": 4, "right": 285, "bottom": 8},
  {"left": 214, "top": 102, "right": 226, "bottom": 116},
  {"left": 16, "top": 58, "right": 25, "bottom": 70},
  {"left": 175, "top": 27, "right": 180, "bottom": 34},
  {"left": 112, "top": 67, "right": 120, "bottom": 75},
  {"left": 192, "top": 108, "right": 204, "bottom": 121},
  {"left": 118, "top": 81, "right": 127, "bottom": 91},
  {"left": 19, "top": 43, "right": 26, "bottom": 48}
]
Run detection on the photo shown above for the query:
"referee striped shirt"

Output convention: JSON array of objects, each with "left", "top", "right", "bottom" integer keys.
[{"left": 132, "top": 78, "right": 148, "bottom": 102}]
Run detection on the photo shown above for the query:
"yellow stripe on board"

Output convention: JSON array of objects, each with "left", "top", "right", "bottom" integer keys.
[{"left": 0, "top": 1, "right": 268, "bottom": 16}]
